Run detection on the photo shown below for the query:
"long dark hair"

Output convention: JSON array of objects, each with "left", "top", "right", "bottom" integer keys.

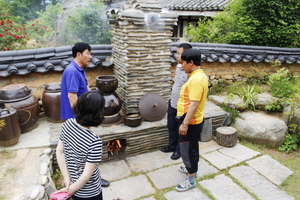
[{"left": 74, "top": 90, "right": 105, "bottom": 127}]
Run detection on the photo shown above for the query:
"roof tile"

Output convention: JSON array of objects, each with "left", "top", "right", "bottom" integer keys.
[{"left": 0, "top": 43, "right": 299, "bottom": 77}]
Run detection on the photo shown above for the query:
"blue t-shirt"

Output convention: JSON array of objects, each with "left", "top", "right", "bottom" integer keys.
[{"left": 60, "top": 61, "right": 88, "bottom": 119}]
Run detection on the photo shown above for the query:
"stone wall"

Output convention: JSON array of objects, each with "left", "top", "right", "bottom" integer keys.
[
  {"left": 1, "top": 61, "right": 299, "bottom": 101},
  {"left": 0, "top": 67, "right": 113, "bottom": 100}
]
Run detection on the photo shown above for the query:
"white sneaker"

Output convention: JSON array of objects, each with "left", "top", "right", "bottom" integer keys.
[
  {"left": 175, "top": 179, "right": 196, "bottom": 192},
  {"left": 178, "top": 166, "right": 198, "bottom": 178}
]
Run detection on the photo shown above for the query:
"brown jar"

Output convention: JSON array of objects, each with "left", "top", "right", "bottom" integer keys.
[
  {"left": 42, "top": 82, "right": 63, "bottom": 123},
  {"left": 0, "top": 84, "right": 40, "bottom": 133},
  {"left": 0, "top": 107, "right": 21, "bottom": 146}
]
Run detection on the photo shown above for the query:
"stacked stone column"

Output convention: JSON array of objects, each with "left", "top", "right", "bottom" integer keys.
[{"left": 108, "top": 0, "right": 178, "bottom": 114}]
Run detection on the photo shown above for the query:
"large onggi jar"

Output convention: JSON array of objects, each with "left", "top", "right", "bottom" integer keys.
[
  {"left": 0, "top": 84, "right": 40, "bottom": 133},
  {"left": 0, "top": 106, "right": 21, "bottom": 146},
  {"left": 42, "top": 82, "right": 63, "bottom": 123}
]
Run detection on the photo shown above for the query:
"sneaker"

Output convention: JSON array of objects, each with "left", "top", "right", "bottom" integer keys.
[
  {"left": 178, "top": 166, "right": 198, "bottom": 178},
  {"left": 175, "top": 179, "right": 196, "bottom": 192}
]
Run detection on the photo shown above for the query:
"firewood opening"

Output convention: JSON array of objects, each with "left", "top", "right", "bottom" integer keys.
[{"left": 107, "top": 139, "right": 126, "bottom": 157}]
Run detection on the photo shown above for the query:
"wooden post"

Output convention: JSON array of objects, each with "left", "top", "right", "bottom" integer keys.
[{"left": 216, "top": 127, "right": 237, "bottom": 147}]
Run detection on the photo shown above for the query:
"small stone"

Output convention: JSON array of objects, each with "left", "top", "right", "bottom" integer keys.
[
  {"left": 40, "top": 175, "right": 49, "bottom": 186},
  {"left": 43, "top": 148, "right": 52, "bottom": 155},
  {"left": 40, "top": 154, "right": 51, "bottom": 166},
  {"left": 30, "top": 187, "right": 40, "bottom": 199},
  {"left": 40, "top": 162, "right": 48, "bottom": 175}
]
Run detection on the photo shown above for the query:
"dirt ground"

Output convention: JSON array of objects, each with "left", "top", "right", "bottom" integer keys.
[{"left": 0, "top": 148, "right": 45, "bottom": 200}]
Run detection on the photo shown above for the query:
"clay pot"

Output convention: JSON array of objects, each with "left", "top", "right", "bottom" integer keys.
[
  {"left": 0, "top": 107, "right": 21, "bottom": 146},
  {"left": 124, "top": 113, "right": 142, "bottom": 127},
  {"left": 42, "top": 82, "right": 64, "bottom": 123},
  {"left": 101, "top": 113, "right": 123, "bottom": 126},
  {"left": 0, "top": 84, "right": 40, "bottom": 133},
  {"left": 96, "top": 75, "right": 118, "bottom": 93},
  {"left": 103, "top": 93, "right": 122, "bottom": 116}
]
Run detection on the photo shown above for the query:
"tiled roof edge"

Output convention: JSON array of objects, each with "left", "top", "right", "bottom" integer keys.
[
  {"left": 0, "top": 43, "right": 300, "bottom": 77},
  {"left": 0, "top": 45, "right": 113, "bottom": 77},
  {"left": 171, "top": 43, "right": 300, "bottom": 64}
]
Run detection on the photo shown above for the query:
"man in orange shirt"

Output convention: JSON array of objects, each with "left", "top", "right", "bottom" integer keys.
[{"left": 175, "top": 48, "right": 208, "bottom": 192}]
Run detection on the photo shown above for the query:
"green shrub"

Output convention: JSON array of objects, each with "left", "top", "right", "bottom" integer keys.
[
  {"left": 264, "top": 99, "right": 284, "bottom": 112},
  {"left": 60, "top": 1, "right": 112, "bottom": 45},
  {"left": 184, "top": 0, "right": 300, "bottom": 48},
  {"left": 36, "top": 3, "right": 63, "bottom": 38},
  {"left": 267, "top": 68, "right": 299, "bottom": 98},
  {"left": 228, "top": 82, "right": 246, "bottom": 95},
  {"left": 278, "top": 132, "right": 300, "bottom": 153},
  {"left": 208, "top": 79, "right": 229, "bottom": 95},
  {"left": 241, "top": 85, "right": 257, "bottom": 110},
  {"left": 222, "top": 104, "right": 244, "bottom": 124}
]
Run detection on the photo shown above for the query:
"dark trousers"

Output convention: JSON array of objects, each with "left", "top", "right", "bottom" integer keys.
[
  {"left": 72, "top": 192, "right": 103, "bottom": 200},
  {"left": 167, "top": 99, "right": 180, "bottom": 154},
  {"left": 179, "top": 122, "right": 203, "bottom": 174}
]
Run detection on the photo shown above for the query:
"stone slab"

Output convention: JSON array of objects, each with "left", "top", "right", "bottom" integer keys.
[
  {"left": 99, "top": 160, "right": 131, "bottom": 181},
  {"left": 197, "top": 159, "right": 219, "bottom": 178},
  {"left": 141, "top": 197, "right": 156, "bottom": 200},
  {"left": 6, "top": 117, "right": 50, "bottom": 150},
  {"left": 229, "top": 165, "right": 295, "bottom": 200},
  {"left": 102, "top": 175, "right": 155, "bottom": 200},
  {"left": 125, "top": 150, "right": 180, "bottom": 173},
  {"left": 147, "top": 164, "right": 187, "bottom": 189},
  {"left": 218, "top": 143, "right": 261, "bottom": 162},
  {"left": 246, "top": 155, "right": 294, "bottom": 186},
  {"left": 164, "top": 188, "right": 211, "bottom": 200},
  {"left": 148, "top": 158, "right": 219, "bottom": 189},
  {"left": 200, "top": 140, "right": 223, "bottom": 154},
  {"left": 199, "top": 174, "right": 255, "bottom": 200},
  {"left": 201, "top": 150, "right": 240, "bottom": 170}
]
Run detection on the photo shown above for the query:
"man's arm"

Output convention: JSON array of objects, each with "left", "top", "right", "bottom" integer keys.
[
  {"left": 68, "top": 92, "right": 78, "bottom": 108},
  {"left": 178, "top": 100, "right": 200, "bottom": 136}
]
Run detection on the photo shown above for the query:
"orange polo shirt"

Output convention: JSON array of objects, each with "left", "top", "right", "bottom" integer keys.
[{"left": 177, "top": 69, "right": 208, "bottom": 124}]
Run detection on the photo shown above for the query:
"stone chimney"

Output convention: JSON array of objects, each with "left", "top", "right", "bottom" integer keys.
[{"left": 107, "top": 0, "right": 178, "bottom": 114}]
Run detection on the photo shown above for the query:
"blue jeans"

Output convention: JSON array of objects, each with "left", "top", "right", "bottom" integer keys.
[{"left": 167, "top": 99, "right": 180, "bottom": 154}]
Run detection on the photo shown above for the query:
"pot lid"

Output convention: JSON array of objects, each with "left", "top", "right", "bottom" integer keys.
[
  {"left": 0, "top": 84, "right": 31, "bottom": 101},
  {"left": 139, "top": 92, "right": 167, "bottom": 122},
  {"left": 45, "top": 82, "right": 61, "bottom": 91},
  {"left": 0, "top": 107, "right": 17, "bottom": 118}
]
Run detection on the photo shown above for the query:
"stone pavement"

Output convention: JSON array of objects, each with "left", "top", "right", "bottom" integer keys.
[
  {"left": 100, "top": 140, "right": 294, "bottom": 200},
  {"left": 3, "top": 116, "right": 296, "bottom": 200}
]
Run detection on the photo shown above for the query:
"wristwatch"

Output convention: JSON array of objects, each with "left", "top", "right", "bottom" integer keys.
[{"left": 182, "top": 122, "right": 188, "bottom": 128}]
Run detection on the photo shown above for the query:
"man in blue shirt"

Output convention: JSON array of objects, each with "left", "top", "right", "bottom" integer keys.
[
  {"left": 60, "top": 42, "right": 110, "bottom": 187},
  {"left": 60, "top": 42, "right": 90, "bottom": 119}
]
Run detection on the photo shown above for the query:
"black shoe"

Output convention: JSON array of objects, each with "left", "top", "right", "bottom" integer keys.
[
  {"left": 101, "top": 178, "right": 110, "bottom": 187},
  {"left": 161, "top": 146, "right": 175, "bottom": 153},
  {"left": 171, "top": 152, "right": 181, "bottom": 160}
]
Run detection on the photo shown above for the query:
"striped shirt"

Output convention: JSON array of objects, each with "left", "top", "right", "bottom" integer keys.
[
  {"left": 170, "top": 64, "right": 188, "bottom": 109},
  {"left": 60, "top": 118, "right": 102, "bottom": 198}
]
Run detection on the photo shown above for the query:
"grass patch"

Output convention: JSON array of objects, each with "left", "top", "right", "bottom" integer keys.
[
  {"left": 0, "top": 149, "right": 16, "bottom": 159},
  {"left": 227, "top": 82, "right": 266, "bottom": 96},
  {"left": 3, "top": 167, "right": 17, "bottom": 177}
]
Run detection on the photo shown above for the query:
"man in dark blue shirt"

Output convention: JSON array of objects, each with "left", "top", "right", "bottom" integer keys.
[
  {"left": 60, "top": 42, "right": 110, "bottom": 187},
  {"left": 60, "top": 42, "right": 90, "bottom": 119}
]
